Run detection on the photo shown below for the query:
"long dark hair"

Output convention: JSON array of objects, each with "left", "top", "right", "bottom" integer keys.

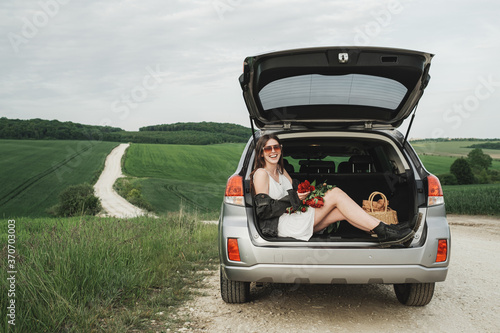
[{"left": 249, "top": 134, "right": 284, "bottom": 194}]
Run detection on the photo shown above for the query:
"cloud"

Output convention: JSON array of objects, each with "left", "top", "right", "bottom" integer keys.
[{"left": 1, "top": 0, "right": 500, "bottom": 137}]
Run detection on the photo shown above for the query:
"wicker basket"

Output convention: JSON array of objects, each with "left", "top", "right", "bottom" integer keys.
[{"left": 362, "top": 191, "right": 398, "bottom": 225}]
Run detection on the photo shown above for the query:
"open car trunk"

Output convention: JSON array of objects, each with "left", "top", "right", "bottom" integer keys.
[{"left": 248, "top": 132, "right": 418, "bottom": 243}]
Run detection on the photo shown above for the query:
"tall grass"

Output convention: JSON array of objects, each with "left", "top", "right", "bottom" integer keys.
[
  {"left": 0, "top": 215, "right": 218, "bottom": 332},
  {"left": 443, "top": 184, "right": 500, "bottom": 215}
]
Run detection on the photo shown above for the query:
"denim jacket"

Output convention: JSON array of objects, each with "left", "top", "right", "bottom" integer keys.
[{"left": 253, "top": 188, "right": 301, "bottom": 237}]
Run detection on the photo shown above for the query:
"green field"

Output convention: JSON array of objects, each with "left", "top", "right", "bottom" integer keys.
[
  {"left": 443, "top": 184, "right": 500, "bottom": 215},
  {"left": 420, "top": 154, "right": 500, "bottom": 175},
  {"left": 411, "top": 140, "right": 500, "bottom": 158},
  {"left": 122, "top": 140, "right": 500, "bottom": 216},
  {"left": 411, "top": 140, "right": 500, "bottom": 175},
  {"left": 0, "top": 140, "right": 118, "bottom": 217},
  {"left": 411, "top": 140, "right": 500, "bottom": 215},
  {"left": 123, "top": 143, "right": 246, "bottom": 214},
  {"left": 2, "top": 138, "right": 499, "bottom": 218}
]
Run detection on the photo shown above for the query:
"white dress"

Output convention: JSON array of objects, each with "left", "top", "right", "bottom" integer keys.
[{"left": 263, "top": 169, "right": 315, "bottom": 241}]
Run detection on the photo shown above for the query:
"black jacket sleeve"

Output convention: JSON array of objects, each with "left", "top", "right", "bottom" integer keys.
[{"left": 253, "top": 189, "right": 301, "bottom": 237}]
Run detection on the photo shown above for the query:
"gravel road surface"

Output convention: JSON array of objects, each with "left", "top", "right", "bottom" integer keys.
[
  {"left": 94, "top": 143, "right": 146, "bottom": 218},
  {"left": 176, "top": 215, "right": 500, "bottom": 333}
]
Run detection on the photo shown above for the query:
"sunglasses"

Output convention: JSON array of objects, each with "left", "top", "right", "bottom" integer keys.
[{"left": 262, "top": 144, "right": 282, "bottom": 154}]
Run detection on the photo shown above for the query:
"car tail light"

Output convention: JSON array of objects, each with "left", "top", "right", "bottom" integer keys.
[
  {"left": 227, "top": 238, "right": 241, "bottom": 261},
  {"left": 436, "top": 239, "right": 448, "bottom": 262},
  {"left": 224, "top": 175, "right": 244, "bottom": 206},
  {"left": 427, "top": 174, "right": 444, "bottom": 206}
]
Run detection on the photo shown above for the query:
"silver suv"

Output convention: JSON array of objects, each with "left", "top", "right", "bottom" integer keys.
[{"left": 219, "top": 47, "right": 450, "bottom": 306}]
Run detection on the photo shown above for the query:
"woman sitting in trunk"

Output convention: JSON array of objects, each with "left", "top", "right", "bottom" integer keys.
[{"left": 251, "top": 134, "right": 414, "bottom": 246}]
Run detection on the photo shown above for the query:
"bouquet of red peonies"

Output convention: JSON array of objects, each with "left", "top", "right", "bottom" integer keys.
[{"left": 286, "top": 180, "right": 334, "bottom": 213}]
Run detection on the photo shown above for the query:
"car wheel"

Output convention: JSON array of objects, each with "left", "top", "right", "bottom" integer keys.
[
  {"left": 220, "top": 267, "right": 250, "bottom": 303},
  {"left": 393, "top": 282, "right": 435, "bottom": 306}
]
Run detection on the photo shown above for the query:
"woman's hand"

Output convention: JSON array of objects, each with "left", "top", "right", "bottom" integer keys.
[{"left": 297, "top": 191, "right": 310, "bottom": 201}]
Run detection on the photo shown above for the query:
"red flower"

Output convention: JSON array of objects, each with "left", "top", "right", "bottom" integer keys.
[
  {"left": 298, "top": 180, "right": 313, "bottom": 193},
  {"left": 287, "top": 180, "right": 334, "bottom": 214}
]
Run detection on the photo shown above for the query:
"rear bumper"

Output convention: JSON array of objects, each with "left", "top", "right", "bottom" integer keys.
[
  {"left": 219, "top": 203, "right": 450, "bottom": 285},
  {"left": 221, "top": 263, "right": 448, "bottom": 284}
]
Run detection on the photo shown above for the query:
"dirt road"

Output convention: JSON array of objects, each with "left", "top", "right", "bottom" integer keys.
[
  {"left": 94, "top": 143, "right": 146, "bottom": 218},
  {"left": 178, "top": 215, "right": 500, "bottom": 332}
]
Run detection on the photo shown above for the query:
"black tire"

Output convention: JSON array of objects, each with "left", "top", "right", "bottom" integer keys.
[
  {"left": 220, "top": 267, "right": 250, "bottom": 303},
  {"left": 393, "top": 282, "right": 435, "bottom": 306}
]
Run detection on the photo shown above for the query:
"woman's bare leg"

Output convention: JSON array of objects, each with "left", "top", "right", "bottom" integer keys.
[
  {"left": 313, "top": 187, "right": 379, "bottom": 232},
  {"left": 313, "top": 207, "right": 378, "bottom": 233},
  {"left": 313, "top": 208, "right": 344, "bottom": 233}
]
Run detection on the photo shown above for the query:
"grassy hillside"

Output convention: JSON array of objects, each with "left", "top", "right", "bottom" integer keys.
[
  {"left": 123, "top": 143, "right": 246, "bottom": 215},
  {"left": 419, "top": 155, "right": 500, "bottom": 175},
  {"left": 3, "top": 138, "right": 498, "bottom": 218},
  {"left": 0, "top": 140, "right": 118, "bottom": 217},
  {"left": 411, "top": 140, "right": 500, "bottom": 175},
  {"left": 411, "top": 140, "right": 500, "bottom": 158}
]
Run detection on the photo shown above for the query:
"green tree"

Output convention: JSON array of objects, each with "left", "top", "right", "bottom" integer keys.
[
  {"left": 450, "top": 158, "right": 475, "bottom": 185},
  {"left": 467, "top": 148, "right": 492, "bottom": 172}
]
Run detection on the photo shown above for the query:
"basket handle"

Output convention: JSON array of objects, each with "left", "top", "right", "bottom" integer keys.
[{"left": 368, "top": 191, "right": 388, "bottom": 213}]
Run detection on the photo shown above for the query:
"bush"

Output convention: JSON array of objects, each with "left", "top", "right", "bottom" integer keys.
[
  {"left": 450, "top": 157, "right": 475, "bottom": 185},
  {"left": 51, "top": 183, "right": 101, "bottom": 217},
  {"left": 476, "top": 170, "right": 491, "bottom": 184},
  {"left": 488, "top": 169, "right": 500, "bottom": 183},
  {"left": 438, "top": 173, "right": 458, "bottom": 185},
  {"left": 114, "top": 178, "right": 153, "bottom": 211}
]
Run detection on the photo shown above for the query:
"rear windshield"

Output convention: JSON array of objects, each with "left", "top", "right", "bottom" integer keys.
[{"left": 258, "top": 74, "right": 407, "bottom": 111}]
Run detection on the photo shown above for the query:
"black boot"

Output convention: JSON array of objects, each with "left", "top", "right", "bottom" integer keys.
[
  {"left": 392, "top": 213, "right": 423, "bottom": 232},
  {"left": 371, "top": 222, "right": 415, "bottom": 246}
]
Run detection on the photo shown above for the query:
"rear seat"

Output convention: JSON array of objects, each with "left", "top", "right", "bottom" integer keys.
[
  {"left": 290, "top": 156, "right": 411, "bottom": 221},
  {"left": 349, "top": 155, "right": 373, "bottom": 173},
  {"left": 299, "top": 160, "right": 335, "bottom": 174},
  {"left": 336, "top": 155, "right": 373, "bottom": 173}
]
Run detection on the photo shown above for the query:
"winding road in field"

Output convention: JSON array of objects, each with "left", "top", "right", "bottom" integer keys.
[{"left": 94, "top": 143, "right": 147, "bottom": 218}]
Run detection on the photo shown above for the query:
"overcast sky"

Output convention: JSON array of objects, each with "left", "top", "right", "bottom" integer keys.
[{"left": 1, "top": 0, "right": 499, "bottom": 139}]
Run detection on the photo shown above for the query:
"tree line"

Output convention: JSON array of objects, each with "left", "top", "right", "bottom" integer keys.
[
  {"left": 139, "top": 121, "right": 251, "bottom": 138},
  {"left": 467, "top": 142, "right": 500, "bottom": 150},
  {"left": 0, "top": 117, "right": 122, "bottom": 141},
  {"left": 0, "top": 118, "right": 251, "bottom": 145},
  {"left": 439, "top": 148, "right": 499, "bottom": 185}
]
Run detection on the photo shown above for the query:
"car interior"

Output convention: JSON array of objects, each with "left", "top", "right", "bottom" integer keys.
[{"left": 249, "top": 136, "right": 418, "bottom": 242}]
